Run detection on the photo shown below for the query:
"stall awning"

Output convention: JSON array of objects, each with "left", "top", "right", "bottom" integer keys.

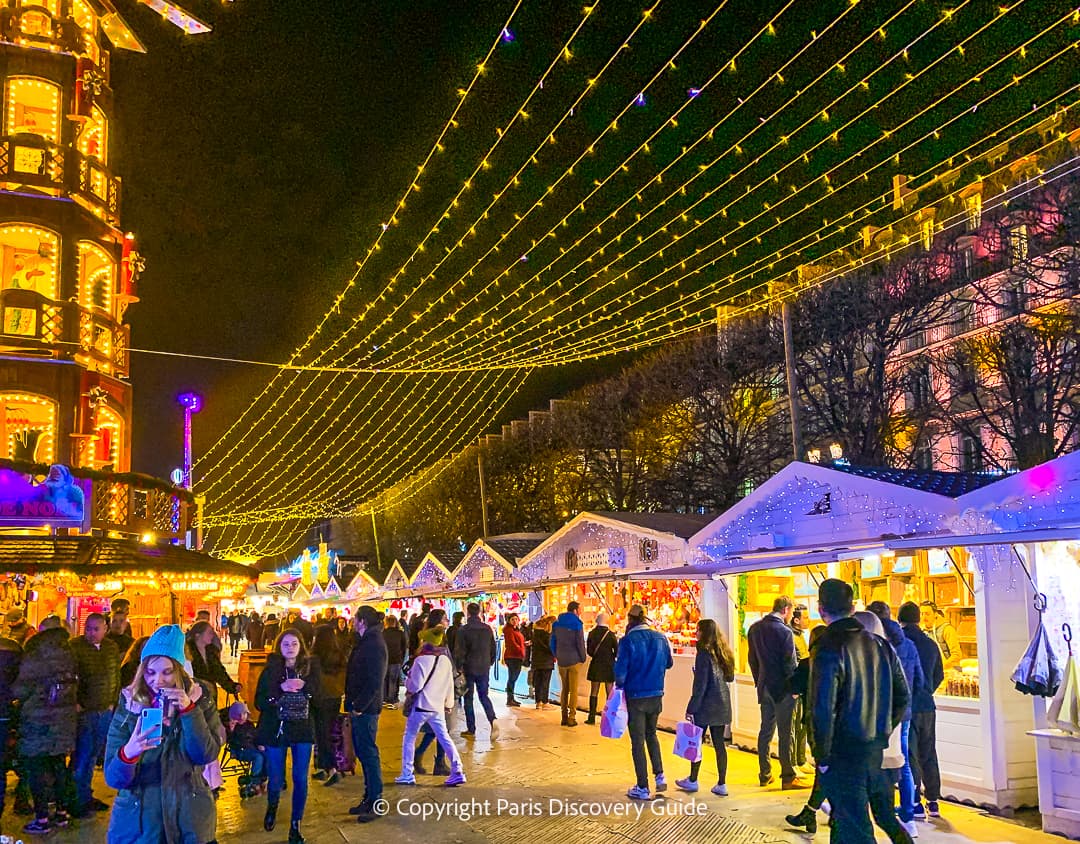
[
  {"left": 884, "top": 526, "right": 1080, "bottom": 550},
  {"left": 630, "top": 549, "right": 846, "bottom": 581}
]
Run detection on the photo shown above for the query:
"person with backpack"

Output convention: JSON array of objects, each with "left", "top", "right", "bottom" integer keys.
[
  {"left": 584, "top": 613, "right": 618, "bottom": 725},
  {"left": 394, "top": 626, "right": 465, "bottom": 786},
  {"left": 14, "top": 616, "right": 77, "bottom": 834},
  {"left": 105, "top": 623, "right": 224, "bottom": 844},
  {"left": 311, "top": 624, "right": 347, "bottom": 787},
  {"left": 256, "top": 629, "right": 322, "bottom": 844},
  {"left": 676, "top": 619, "right": 735, "bottom": 796}
]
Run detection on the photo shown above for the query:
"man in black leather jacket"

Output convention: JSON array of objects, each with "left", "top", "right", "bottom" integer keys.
[{"left": 810, "top": 580, "right": 912, "bottom": 844}]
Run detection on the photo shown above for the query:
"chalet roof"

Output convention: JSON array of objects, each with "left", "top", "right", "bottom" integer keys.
[
  {"left": 485, "top": 534, "right": 547, "bottom": 565},
  {"left": 426, "top": 548, "right": 469, "bottom": 570},
  {"left": 589, "top": 511, "right": 714, "bottom": 539},
  {"left": 826, "top": 463, "right": 1002, "bottom": 498}
]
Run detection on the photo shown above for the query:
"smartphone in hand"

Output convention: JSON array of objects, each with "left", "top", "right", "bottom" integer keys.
[{"left": 140, "top": 707, "right": 163, "bottom": 745}]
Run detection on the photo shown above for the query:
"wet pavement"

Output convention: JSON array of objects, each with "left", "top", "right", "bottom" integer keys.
[{"left": 9, "top": 694, "right": 1055, "bottom": 844}]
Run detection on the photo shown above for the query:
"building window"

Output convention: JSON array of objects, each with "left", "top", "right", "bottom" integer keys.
[
  {"left": 0, "top": 225, "right": 59, "bottom": 301},
  {"left": 0, "top": 393, "right": 56, "bottom": 463},
  {"left": 1002, "top": 280, "right": 1027, "bottom": 317},
  {"left": 77, "top": 241, "right": 115, "bottom": 313},
  {"left": 960, "top": 433, "right": 983, "bottom": 473},
  {"left": 955, "top": 299, "right": 977, "bottom": 334},
  {"left": 955, "top": 247, "right": 974, "bottom": 282},
  {"left": 964, "top": 194, "right": 982, "bottom": 231},
  {"left": 921, "top": 219, "right": 934, "bottom": 251},
  {"left": 4, "top": 77, "right": 62, "bottom": 144},
  {"left": 77, "top": 106, "right": 107, "bottom": 164},
  {"left": 910, "top": 364, "right": 931, "bottom": 409},
  {"left": 1009, "top": 224, "right": 1029, "bottom": 263},
  {"left": 914, "top": 439, "right": 933, "bottom": 471}
]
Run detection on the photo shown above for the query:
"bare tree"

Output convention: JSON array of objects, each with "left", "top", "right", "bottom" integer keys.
[
  {"left": 643, "top": 320, "right": 788, "bottom": 509},
  {"left": 787, "top": 253, "right": 955, "bottom": 466}
]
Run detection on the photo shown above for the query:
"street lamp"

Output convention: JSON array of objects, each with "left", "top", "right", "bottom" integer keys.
[{"left": 177, "top": 392, "right": 202, "bottom": 490}]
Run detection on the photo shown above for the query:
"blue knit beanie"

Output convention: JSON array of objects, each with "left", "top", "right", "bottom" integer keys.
[{"left": 142, "top": 624, "right": 187, "bottom": 665}]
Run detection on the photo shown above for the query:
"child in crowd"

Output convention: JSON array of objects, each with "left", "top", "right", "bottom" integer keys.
[{"left": 224, "top": 701, "right": 266, "bottom": 797}]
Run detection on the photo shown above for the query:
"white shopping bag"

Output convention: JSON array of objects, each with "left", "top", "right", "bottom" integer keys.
[{"left": 601, "top": 688, "right": 628, "bottom": 739}]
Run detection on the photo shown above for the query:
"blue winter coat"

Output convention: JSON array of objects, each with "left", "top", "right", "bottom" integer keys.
[
  {"left": 613, "top": 623, "right": 673, "bottom": 700},
  {"left": 884, "top": 619, "right": 924, "bottom": 721},
  {"left": 550, "top": 612, "right": 586, "bottom": 666},
  {"left": 105, "top": 681, "right": 223, "bottom": 844}
]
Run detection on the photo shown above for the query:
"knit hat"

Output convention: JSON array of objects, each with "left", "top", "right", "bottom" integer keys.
[
  {"left": 228, "top": 701, "right": 249, "bottom": 721},
  {"left": 142, "top": 624, "right": 187, "bottom": 665}
]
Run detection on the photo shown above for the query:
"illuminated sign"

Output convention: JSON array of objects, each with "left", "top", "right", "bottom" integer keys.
[
  {"left": 0, "top": 465, "right": 89, "bottom": 529},
  {"left": 172, "top": 580, "right": 218, "bottom": 592},
  {"left": 564, "top": 548, "right": 626, "bottom": 572}
]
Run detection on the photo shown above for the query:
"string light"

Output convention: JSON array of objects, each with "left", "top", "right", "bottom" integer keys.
[
  {"left": 199, "top": 0, "right": 1075, "bottom": 558},
  {"left": 382, "top": 0, "right": 1036, "bottom": 369},
  {"left": 196, "top": 0, "right": 525, "bottom": 477},
  {"left": 429, "top": 17, "right": 1076, "bottom": 370}
]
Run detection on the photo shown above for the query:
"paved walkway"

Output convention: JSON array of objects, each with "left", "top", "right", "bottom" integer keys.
[{"left": 23, "top": 695, "right": 1056, "bottom": 844}]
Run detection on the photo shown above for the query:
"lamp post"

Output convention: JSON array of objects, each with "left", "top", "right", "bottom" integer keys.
[{"left": 177, "top": 392, "right": 202, "bottom": 490}]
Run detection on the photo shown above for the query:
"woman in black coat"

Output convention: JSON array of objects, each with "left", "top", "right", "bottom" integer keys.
[
  {"left": 584, "top": 613, "right": 618, "bottom": 725},
  {"left": 186, "top": 621, "right": 239, "bottom": 700},
  {"left": 676, "top": 619, "right": 734, "bottom": 796},
  {"left": 530, "top": 616, "right": 556, "bottom": 710},
  {"left": 256, "top": 629, "right": 322, "bottom": 844}
]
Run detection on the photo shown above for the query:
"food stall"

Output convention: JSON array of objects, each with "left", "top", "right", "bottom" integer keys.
[
  {"left": 515, "top": 513, "right": 713, "bottom": 726},
  {"left": 947, "top": 453, "right": 1080, "bottom": 835},
  {"left": 687, "top": 460, "right": 1038, "bottom": 811}
]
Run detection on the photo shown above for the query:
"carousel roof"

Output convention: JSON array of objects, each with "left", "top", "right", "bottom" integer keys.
[
  {"left": 826, "top": 463, "right": 1002, "bottom": 498},
  {"left": 0, "top": 536, "right": 257, "bottom": 578}
]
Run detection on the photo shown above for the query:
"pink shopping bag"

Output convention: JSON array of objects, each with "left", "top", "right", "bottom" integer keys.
[
  {"left": 600, "top": 688, "right": 628, "bottom": 739},
  {"left": 673, "top": 720, "right": 704, "bottom": 762}
]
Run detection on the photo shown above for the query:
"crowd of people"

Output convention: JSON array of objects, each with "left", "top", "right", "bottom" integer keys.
[{"left": 0, "top": 585, "right": 956, "bottom": 844}]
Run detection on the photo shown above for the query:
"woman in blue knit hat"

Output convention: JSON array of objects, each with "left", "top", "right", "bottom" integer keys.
[{"left": 104, "top": 624, "right": 223, "bottom": 844}]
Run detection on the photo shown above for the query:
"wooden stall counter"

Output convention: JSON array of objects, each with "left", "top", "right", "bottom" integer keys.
[{"left": 237, "top": 648, "right": 269, "bottom": 718}]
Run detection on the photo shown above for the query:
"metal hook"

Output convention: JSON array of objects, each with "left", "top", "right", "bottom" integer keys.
[
  {"left": 1065, "top": 622, "right": 1073, "bottom": 657},
  {"left": 1034, "top": 592, "right": 1048, "bottom": 613}
]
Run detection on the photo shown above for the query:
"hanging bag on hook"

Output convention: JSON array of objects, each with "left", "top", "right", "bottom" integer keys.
[
  {"left": 1011, "top": 593, "right": 1063, "bottom": 698},
  {"left": 1047, "top": 623, "right": 1080, "bottom": 735}
]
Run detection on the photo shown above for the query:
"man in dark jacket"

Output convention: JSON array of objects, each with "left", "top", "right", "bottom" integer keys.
[
  {"left": 408, "top": 602, "right": 432, "bottom": 656},
  {"left": 345, "top": 606, "right": 388, "bottom": 823},
  {"left": 614, "top": 604, "right": 673, "bottom": 800},
  {"left": 382, "top": 615, "right": 408, "bottom": 707},
  {"left": 15, "top": 618, "right": 78, "bottom": 834},
  {"left": 69, "top": 613, "right": 120, "bottom": 817},
  {"left": 105, "top": 598, "right": 133, "bottom": 657},
  {"left": 454, "top": 603, "right": 498, "bottom": 738},
  {"left": 747, "top": 595, "right": 804, "bottom": 787},
  {"left": 810, "top": 580, "right": 912, "bottom": 844},
  {"left": 899, "top": 600, "right": 945, "bottom": 820},
  {"left": 0, "top": 634, "right": 22, "bottom": 821},
  {"left": 551, "top": 601, "right": 587, "bottom": 727}
]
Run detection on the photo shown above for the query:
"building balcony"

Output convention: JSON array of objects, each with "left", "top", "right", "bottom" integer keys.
[
  {"left": 0, "top": 135, "right": 121, "bottom": 227},
  {"left": 0, "top": 289, "right": 130, "bottom": 377}
]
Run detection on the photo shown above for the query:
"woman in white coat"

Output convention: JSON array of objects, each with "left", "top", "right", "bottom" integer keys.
[{"left": 394, "top": 638, "right": 465, "bottom": 786}]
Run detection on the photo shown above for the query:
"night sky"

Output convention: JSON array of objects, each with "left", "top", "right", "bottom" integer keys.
[
  {"left": 118, "top": 0, "right": 526, "bottom": 477},
  {"left": 107, "top": 0, "right": 1077, "bottom": 558}
]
